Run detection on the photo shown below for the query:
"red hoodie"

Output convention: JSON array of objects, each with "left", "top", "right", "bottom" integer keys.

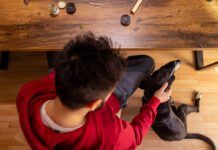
[{"left": 16, "top": 72, "right": 160, "bottom": 150}]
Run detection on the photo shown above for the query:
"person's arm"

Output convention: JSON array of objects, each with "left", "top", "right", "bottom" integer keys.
[
  {"left": 130, "top": 96, "right": 160, "bottom": 144},
  {"left": 114, "top": 83, "right": 172, "bottom": 149},
  {"left": 113, "top": 96, "right": 160, "bottom": 149}
]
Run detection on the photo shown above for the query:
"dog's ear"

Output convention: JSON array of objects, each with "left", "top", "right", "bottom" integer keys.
[
  {"left": 142, "top": 85, "right": 156, "bottom": 104},
  {"left": 139, "top": 76, "right": 154, "bottom": 89},
  {"left": 166, "top": 75, "right": 175, "bottom": 90},
  {"left": 153, "top": 71, "right": 171, "bottom": 87}
]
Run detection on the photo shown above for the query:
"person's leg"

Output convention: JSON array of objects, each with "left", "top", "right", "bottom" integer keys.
[{"left": 114, "top": 55, "right": 155, "bottom": 108}]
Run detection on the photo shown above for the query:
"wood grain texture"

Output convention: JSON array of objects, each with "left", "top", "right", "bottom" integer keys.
[
  {"left": 0, "top": 50, "right": 218, "bottom": 149},
  {"left": 0, "top": 0, "right": 218, "bottom": 51}
]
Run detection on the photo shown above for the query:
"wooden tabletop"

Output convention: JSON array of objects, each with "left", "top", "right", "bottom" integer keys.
[{"left": 0, "top": 0, "right": 218, "bottom": 51}]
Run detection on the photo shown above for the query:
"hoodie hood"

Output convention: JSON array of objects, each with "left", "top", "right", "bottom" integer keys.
[
  {"left": 17, "top": 72, "right": 82, "bottom": 150},
  {"left": 16, "top": 72, "right": 57, "bottom": 150}
]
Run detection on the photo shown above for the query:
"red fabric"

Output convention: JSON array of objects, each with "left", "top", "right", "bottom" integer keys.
[{"left": 16, "top": 72, "right": 160, "bottom": 150}]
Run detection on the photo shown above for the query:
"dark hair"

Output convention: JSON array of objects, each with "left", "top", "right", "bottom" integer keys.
[{"left": 55, "top": 32, "right": 126, "bottom": 109}]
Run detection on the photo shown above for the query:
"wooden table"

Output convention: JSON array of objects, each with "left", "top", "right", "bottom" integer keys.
[{"left": 0, "top": 0, "right": 218, "bottom": 70}]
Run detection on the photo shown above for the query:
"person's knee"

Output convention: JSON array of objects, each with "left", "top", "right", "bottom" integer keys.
[
  {"left": 127, "top": 55, "right": 155, "bottom": 73},
  {"left": 140, "top": 55, "right": 155, "bottom": 68}
]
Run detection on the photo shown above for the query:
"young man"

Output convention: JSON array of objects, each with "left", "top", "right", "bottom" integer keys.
[{"left": 17, "top": 33, "right": 171, "bottom": 150}]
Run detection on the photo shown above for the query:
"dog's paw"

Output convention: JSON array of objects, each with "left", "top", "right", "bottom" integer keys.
[{"left": 193, "top": 91, "right": 202, "bottom": 112}]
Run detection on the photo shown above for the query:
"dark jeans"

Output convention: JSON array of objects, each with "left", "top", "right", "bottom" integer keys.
[{"left": 114, "top": 55, "right": 155, "bottom": 108}]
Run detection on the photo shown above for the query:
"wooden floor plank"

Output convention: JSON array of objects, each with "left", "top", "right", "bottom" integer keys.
[{"left": 0, "top": 51, "right": 217, "bottom": 149}]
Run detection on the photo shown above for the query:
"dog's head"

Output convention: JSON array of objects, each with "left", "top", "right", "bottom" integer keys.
[
  {"left": 140, "top": 60, "right": 182, "bottom": 103},
  {"left": 152, "top": 60, "right": 182, "bottom": 89}
]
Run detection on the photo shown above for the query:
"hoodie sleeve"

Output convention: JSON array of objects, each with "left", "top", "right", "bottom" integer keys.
[
  {"left": 104, "top": 93, "right": 121, "bottom": 114},
  {"left": 114, "top": 97, "right": 160, "bottom": 149}
]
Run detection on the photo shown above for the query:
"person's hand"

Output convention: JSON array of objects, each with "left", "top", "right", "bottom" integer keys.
[{"left": 154, "top": 82, "right": 172, "bottom": 103}]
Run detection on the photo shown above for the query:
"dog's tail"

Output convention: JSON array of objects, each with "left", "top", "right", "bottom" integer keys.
[{"left": 185, "top": 133, "right": 216, "bottom": 150}]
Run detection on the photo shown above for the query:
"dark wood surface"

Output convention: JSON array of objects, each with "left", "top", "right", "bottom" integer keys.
[{"left": 0, "top": 0, "right": 218, "bottom": 51}]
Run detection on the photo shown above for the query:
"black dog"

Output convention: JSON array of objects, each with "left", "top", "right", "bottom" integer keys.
[{"left": 139, "top": 60, "right": 216, "bottom": 150}]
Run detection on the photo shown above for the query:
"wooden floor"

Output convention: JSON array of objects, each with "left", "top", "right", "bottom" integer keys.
[{"left": 0, "top": 51, "right": 217, "bottom": 150}]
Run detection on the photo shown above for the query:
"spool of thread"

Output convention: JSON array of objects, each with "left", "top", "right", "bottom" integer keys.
[
  {"left": 58, "top": 0, "right": 67, "bottom": 9},
  {"left": 50, "top": 4, "right": 60, "bottom": 17}
]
